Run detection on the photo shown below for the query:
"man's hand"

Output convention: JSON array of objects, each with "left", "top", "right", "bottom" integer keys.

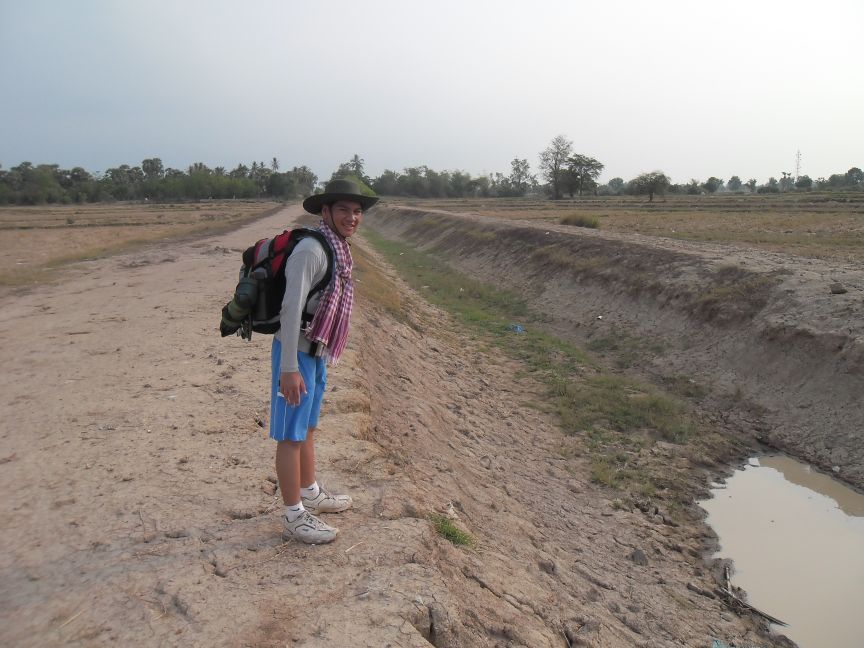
[{"left": 279, "top": 371, "right": 307, "bottom": 406}]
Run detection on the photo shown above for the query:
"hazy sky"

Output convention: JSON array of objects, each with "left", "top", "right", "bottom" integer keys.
[{"left": 1, "top": 0, "right": 861, "bottom": 185}]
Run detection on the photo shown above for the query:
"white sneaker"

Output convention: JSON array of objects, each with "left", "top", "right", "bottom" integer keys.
[
  {"left": 302, "top": 487, "right": 353, "bottom": 514},
  {"left": 282, "top": 511, "right": 338, "bottom": 544}
]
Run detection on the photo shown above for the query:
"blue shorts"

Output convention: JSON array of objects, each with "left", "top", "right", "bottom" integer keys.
[{"left": 269, "top": 338, "right": 327, "bottom": 442}]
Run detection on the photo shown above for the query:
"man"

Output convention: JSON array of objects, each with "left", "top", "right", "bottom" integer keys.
[{"left": 271, "top": 178, "right": 378, "bottom": 544}]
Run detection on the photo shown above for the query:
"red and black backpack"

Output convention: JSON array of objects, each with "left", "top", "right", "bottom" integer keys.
[{"left": 220, "top": 228, "right": 333, "bottom": 340}]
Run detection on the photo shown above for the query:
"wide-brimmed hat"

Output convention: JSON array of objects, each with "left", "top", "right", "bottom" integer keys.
[{"left": 303, "top": 178, "right": 379, "bottom": 214}]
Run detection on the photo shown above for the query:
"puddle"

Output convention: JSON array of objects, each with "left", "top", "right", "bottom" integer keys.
[{"left": 700, "top": 455, "right": 864, "bottom": 648}]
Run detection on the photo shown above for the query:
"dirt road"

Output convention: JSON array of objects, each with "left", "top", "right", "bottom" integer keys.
[{"left": 0, "top": 205, "right": 790, "bottom": 647}]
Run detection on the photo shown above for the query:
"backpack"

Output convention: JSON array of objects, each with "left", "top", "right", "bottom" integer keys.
[{"left": 220, "top": 228, "right": 333, "bottom": 341}]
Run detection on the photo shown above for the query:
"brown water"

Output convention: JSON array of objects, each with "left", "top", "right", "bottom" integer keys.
[{"left": 700, "top": 455, "right": 864, "bottom": 648}]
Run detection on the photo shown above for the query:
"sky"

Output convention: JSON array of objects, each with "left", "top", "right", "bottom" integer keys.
[{"left": 1, "top": 0, "right": 862, "bottom": 185}]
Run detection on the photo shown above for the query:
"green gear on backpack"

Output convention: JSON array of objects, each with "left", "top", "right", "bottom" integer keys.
[{"left": 220, "top": 275, "right": 259, "bottom": 337}]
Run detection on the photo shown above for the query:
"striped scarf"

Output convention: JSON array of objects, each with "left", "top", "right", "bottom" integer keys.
[{"left": 304, "top": 220, "right": 354, "bottom": 364}]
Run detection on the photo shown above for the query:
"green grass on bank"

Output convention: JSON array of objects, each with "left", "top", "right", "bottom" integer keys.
[
  {"left": 429, "top": 513, "right": 475, "bottom": 547},
  {"left": 363, "top": 227, "right": 702, "bottom": 500},
  {"left": 362, "top": 228, "right": 588, "bottom": 374}
]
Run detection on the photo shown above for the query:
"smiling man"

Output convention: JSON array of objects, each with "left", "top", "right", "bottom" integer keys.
[{"left": 272, "top": 178, "right": 378, "bottom": 544}]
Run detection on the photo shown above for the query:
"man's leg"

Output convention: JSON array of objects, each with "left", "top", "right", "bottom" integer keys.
[
  {"left": 277, "top": 436, "right": 337, "bottom": 544},
  {"left": 298, "top": 423, "right": 352, "bottom": 514},
  {"left": 299, "top": 427, "right": 316, "bottom": 488},
  {"left": 276, "top": 440, "right": 302, "bottom": 506}
]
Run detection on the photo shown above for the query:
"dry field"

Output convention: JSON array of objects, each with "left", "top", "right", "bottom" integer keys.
[
  {"left": 394, "top": 193, "right": 864, "bottom": 263},
  {"left": 0, "top": 201, "right": 281, "bottom": 285}
]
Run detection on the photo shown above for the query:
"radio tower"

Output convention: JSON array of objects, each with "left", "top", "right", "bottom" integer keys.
[{"left": 795, "top": 149, "right": 802, "bottom": 181}]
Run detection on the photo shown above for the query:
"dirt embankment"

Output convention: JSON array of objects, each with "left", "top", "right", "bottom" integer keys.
[
  {"left": 368, "top": 204, "right": 864, "bottom": 490},
  {"left": 0, "top": 204, "right": 791, "bottom": 647}
]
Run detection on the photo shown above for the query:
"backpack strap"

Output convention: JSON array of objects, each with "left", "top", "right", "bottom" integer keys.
[{"left": 295, "top": 229, "right": 335, "bottom": 326}]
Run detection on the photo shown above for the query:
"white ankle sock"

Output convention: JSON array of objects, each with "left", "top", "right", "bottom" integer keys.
[
  {"left": 284, "top": 502, "right": 305, "bottom": 522},
  {"left": 301, "top": 481, "right": 320, "bottom": 500}
]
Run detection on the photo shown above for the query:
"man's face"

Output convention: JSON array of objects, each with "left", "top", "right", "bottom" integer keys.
[{"left": 323, "top": 200, "right": 363, "bottom": 238}]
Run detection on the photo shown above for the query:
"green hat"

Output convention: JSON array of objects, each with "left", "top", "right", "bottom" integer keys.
[{"left": 303, "top": 178, "right": 379, "bottom": 214}]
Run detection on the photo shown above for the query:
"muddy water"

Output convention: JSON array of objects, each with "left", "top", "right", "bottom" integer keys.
[{"left": 700, "top": 455, "right": 864, "bottom": 648}]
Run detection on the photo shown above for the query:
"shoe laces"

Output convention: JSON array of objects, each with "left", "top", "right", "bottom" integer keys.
[
  {"left": 313, "top": 487, "right": 342, "bottom": 504},
  {"left": 302, "top": 511, "right": 329, "bottom": 530}
]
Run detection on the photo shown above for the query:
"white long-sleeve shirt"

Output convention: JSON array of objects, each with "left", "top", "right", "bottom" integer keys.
[{"left": 276, "top": 236, "right": 328, "bottom": 373}]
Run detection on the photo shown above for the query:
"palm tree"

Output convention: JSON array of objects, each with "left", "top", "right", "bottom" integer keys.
[{"left": 349, "top": 154, "right": 365, "bottom": 176}]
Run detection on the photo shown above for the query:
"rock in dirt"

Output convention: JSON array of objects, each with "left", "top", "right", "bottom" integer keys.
[
  {"left": 227, "top": 508, "right": 262, "bottom": 520},
  {"left": 829, "top": 282, "right": 848, "bottom": 294},
  {"left": 538, "top": 559, "right": 557, "bottom": 574},
  {"left": 165, "top": 529, "right": 190, "bottom": 539},
  {"left": 630, "top": 548, "right": 649, "bottom": 566}
]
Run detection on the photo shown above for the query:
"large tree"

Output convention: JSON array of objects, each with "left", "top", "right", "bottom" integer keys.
[
  {"left": 371, "top": 169, "right": 400, "bottom": 196},
  {"left": 449, "top": 170, "right": 473, "bottom": 197},
  {"left": 607, "top": 177, "right": 625, "bottom": 193},
  {"left": 564, "top": 154, "right": 604, "bottom": 197},
  {"left": 630, "top": 171, "right": 670, "bottom": 202},
  {"left": 703, "top": 177, "right": 723, "bottom": 193},
  {"left": 141, "top": 158, "right": 164, "bottom": 180},
  {"left": 508, "top": 158, "right": 534, "bottom": 196},
  {"left": 539, "top": 135, "right": 572, "bottom": 199},
  {"left": 795, "top": 175, "right": 813, "bottom": 189}
]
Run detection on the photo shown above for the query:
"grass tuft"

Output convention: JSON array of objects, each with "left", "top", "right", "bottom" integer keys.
[
  {"left": 429, "top": 513, "right": 474, "bottom": 546},
  {"left": 590, "top": 456, "right": 624, "bottom": 488},
  {"left": 561, "top": 214, "right": 600, "bottom": 228}
]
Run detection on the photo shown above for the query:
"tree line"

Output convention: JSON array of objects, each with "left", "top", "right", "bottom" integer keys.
[
  {"left": 2, "top": 141, "right": 861, "bottom": 206},
  {"left": 603, "top": 167, "right": 864, "bottom": 201},
  {"left": 329, "top": 154, "right": 538, "bottom": 199},
  {"left": 535, "top": 134, "right": 863, "bottom": 201},
  {"left": 0, "top": 158, "right": 317, "bottom": 205}
]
